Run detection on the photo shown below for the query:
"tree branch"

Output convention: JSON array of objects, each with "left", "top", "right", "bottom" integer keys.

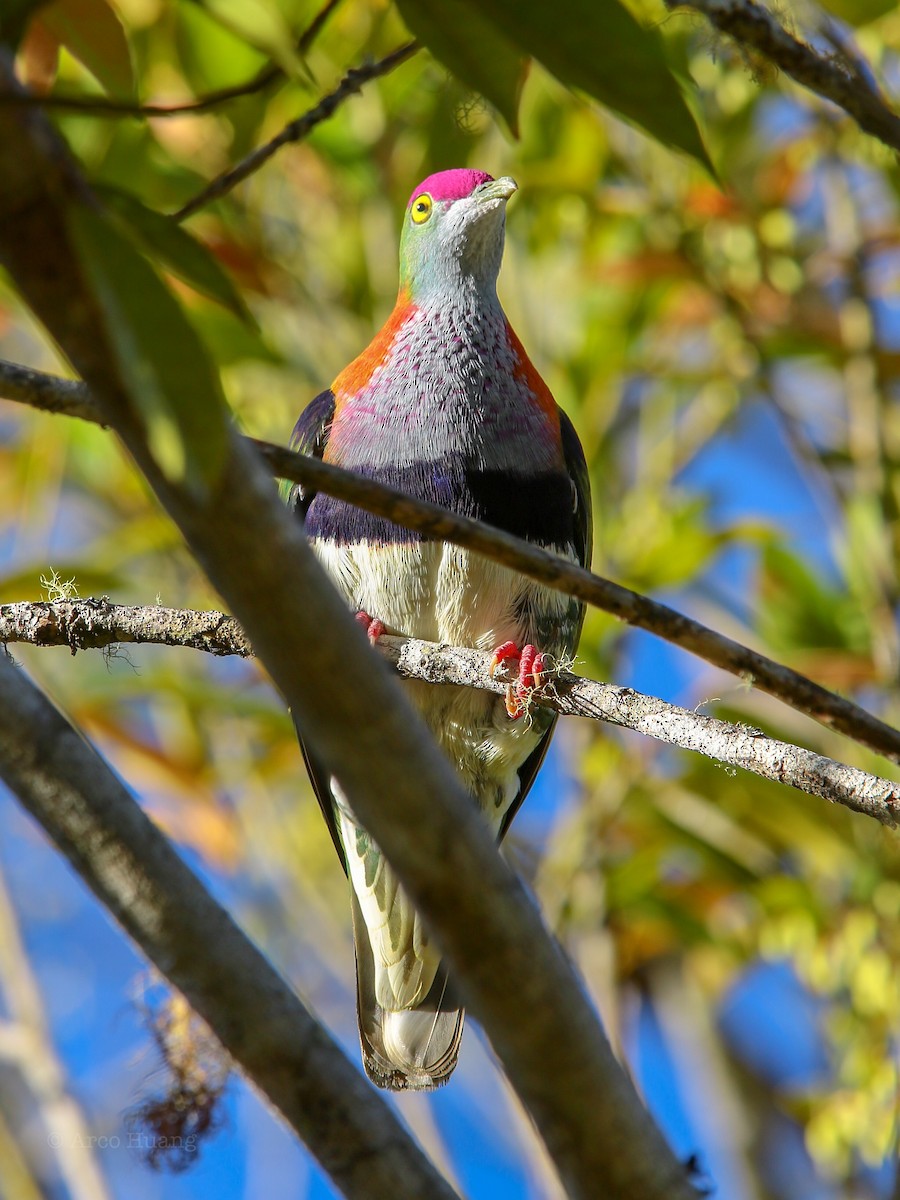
[
  {"left": 666, "top": 0, "right": 900, "bottom": 155},
  {"left": 172, "top": 41, "right": 419, "bottom": 221},
  {"left": 0, "top": 858, "right": 112, "bottom": 1200},
  {"left": 0, "top": 53, "right": 698, "bottom": 1200},
  {"left": 3, "top": 356, "right": 899, "bottom": 765},
  {"left": 0, "top": 653, "right": 459, "bottom": 1200},
  {"left": 0, "top": 359, "right": 100, "bottom": 423},
  {"left": 3, "top": 598, "right": 897, "bottom": 827},
  {"left": 0, "top": 0, "right": 340, "bottom": 117}
]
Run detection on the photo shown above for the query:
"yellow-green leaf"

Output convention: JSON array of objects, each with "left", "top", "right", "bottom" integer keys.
[
  {"left": 97, "top": 187, "right": 254, "bottom": 325},
  {"left": 199, "top": 0, "right": 302, "bottom": 76},
  {"left": 819, "top": 0, "right": 894, "bottom": 25},
  {"left": 394, "top": 0, "right": 527, "bottom": 136},
  {"left": 68, "top": 204, "right": 229, "bottom": 495},
  {"left": 40, "top": 0, "right": 133, "bottom": 97}
]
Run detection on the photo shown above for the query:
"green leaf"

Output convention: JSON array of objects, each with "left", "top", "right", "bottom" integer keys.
[
  {"left": 470, "top": 0, "right": 712, "bottom": 169},
  {"left": 818, "top": 0, "right": 895, "bottom": 25},
  {"left": 96, "top": 187, "right": 254, "bottom": 325},
  {"left": 40, "top": 0, "right": 134, "bottom": 97},
  {"left": 176, "top": 1, "right": 267, "bottom": 92},
  {"left": 758, "top": 543, "right": 870, "bottom": 657},
  {"left": 197, "top": 0, "right": 302, "bottom": 76},
  {"left": 68, "top": 203, "right": 229, "bottom": 495},
  {"left": 394, "top": 0, "right": 527, "bottom": 136}
]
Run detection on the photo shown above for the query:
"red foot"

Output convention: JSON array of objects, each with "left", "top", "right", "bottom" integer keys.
[
  {"left": 489, "top": 641, "right": 547, "bottom": 719},
  {"left": 355, "top": 610, "right": 386, "bottom": 645}
]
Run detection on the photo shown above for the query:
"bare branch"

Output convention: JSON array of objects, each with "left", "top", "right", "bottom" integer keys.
[
  {"left": 173, "top": 41, "right": 419, "bottom": 221},
  {"left": 0, "top": 0, "right": 341, "bottom": 118},
  {"left": 0, "top": 58, "right": 699, "bottom": 1200},
  {"left": 667, "top": 0, "right": 900, "bottom": 154},
  {"left": 0, "top": 359, "right": 99, "bottom": 423},
  {"left": 4, "top": 598, "right": 897, "bottom": 827},
  {"left": 0, "top": 653, "right": 459, "bottom": 1200},
  {"left": 0, "top": 861, "right": 112, "bottom": 1200},
  {"left": 3, "top": 356, "right": 899, "bottom": 764}
]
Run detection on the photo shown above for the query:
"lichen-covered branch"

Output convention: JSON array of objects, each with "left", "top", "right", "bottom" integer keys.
[
  {"left": 0, "top": 597, "right": 253, "bottom": 657},
  {"left": 3, "top": 356, "right": 899, "bottom": 765},
  {"left": 4, "top": 598, "right": 897, "bottom": 827},
  {"left": 667, "top": 0, "right": 900, "bottom": 155},
  {"left": 0, "top": 653, "right": 459, "bottom": 1200}
]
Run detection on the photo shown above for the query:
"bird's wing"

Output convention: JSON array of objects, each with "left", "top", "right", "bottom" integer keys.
[
  {"left": 285, "top": 387, "right": 347, "bottom": 867},
  {"left": 560, "top": 404, "right": 593, "bottom": 574},
  {"left": 498, "top": 406, "right": 592, "bottom": 841},
  {"left": 282, "top": 387, "right": 335, "bottom": 517}
]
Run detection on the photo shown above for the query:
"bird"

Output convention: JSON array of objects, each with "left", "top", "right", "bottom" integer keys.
[{"left": 286, "top": 168, "right": 591, "bottom": 1090}]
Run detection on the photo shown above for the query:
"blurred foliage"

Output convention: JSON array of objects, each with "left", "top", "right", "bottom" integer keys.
[{"left": 3, "top": 0, "right": 900, "bottom": 1197}]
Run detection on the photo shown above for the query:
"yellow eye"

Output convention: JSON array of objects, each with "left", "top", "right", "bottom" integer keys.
[{"left": 410, "top": 193, "right": 433, "bottom": 224}]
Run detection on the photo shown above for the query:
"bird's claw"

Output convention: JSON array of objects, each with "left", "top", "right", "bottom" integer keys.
[
  {"left": 355, "top": 610, "right": 386, "bottom": 645},
  {"left": 490, "top": 641, "right": 547, "bottom": 719}
]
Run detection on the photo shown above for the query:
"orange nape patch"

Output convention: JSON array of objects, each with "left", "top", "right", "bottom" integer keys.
[
  {"left": 331, "top": 289, "right": 416, "bottom": 401},
  {"left": 504, "top": 323, "right": 561, "bottom": 432}
]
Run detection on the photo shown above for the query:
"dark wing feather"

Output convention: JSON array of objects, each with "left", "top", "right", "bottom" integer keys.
[
  {"left": 285, "top": 388, "right": 346, "bottom": 867},
  {"left": 559, "top": 405, "right": 593, "bottom": 574},
  {"left": 499, "top": 406, "right": 592, "bottom": 842},
  {"left": 296, "top": 726, "right": 346, "bottom": 870},
  {"left": 282, "top": 388, "right": 335, "bottom": 517}
]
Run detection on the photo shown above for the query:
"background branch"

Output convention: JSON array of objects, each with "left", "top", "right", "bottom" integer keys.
[
  {"left": 2, "top": 356, "right": 899, "bottom": 764},
  {"left": 3, "top": 598, "right": 897, "bottom": 827},
  {"left": 172, "top": 41, "right": 419, "bottom": 221},
  {"left": 0, "top": 0, "right": 340, "bottom": 117},
  {"left": 666, "top": 0, "right": 900, "bottom": 154},
  {"left": 0, "top": 857, "right": 111, "bottom": 1200},
  {"left": 0, "top": 653, "right": 459, "bottom": 1200}
]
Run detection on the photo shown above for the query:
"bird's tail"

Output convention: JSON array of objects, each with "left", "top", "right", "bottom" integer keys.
[{"left": 350, "top": 891, "right": 464, "bottom": 1090}]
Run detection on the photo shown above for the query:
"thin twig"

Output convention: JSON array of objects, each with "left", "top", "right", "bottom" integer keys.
[
  {"left": 173, "top": 41, "right": 419, "bottom": 221},
  {"left": 2, "top": 599, "right": 897, "bottom": 827},
  {"left": 0, "top": 0, "right": 341, "bottom": 118},
  {"left": 2, "top": 356, "right": 899, "bottom": 763},
  {"left": 667, "top": 0, "right": 900, "bottom": 155}
]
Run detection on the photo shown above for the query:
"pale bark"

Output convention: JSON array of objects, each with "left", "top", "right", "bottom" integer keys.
[{"left": 3, "top": 599, "right": 897, "bottom": 828}]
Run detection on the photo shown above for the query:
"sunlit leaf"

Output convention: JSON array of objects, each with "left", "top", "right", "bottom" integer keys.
[
  {"left": 757, "top": 543, "right": 871, "bottom": 657},
  {"left": 175, "top": 1, "right": 267, "bottom": 91},
  {"left": 198, "top": 0, "right": 302, "bottom": 76},
  {"left": 68, "top": 204, "right": 229, "bottom": 494},
  {"left": 819, "top": 0, "right": 894, "bottom": 24},
  {"left": 97, "top": 188, "right": 254, "bottom": 324},
  {"left": 394, "top": 0, "right": 527, "bottom": 136},
  {"left": 40, "top": 0, "right": 134, "bottom": 97},
  {"left": 17, "top": 17, "right": 60, "bottom": 91}
]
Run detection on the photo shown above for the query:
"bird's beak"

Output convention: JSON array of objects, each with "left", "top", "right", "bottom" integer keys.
[{"left": 475, "top": 176, "right": 518, "bottom": 204}]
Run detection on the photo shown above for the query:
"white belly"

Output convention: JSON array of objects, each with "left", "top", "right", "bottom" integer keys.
[{"left": 313, "top": 537, "right": 570, "bottom": 827}]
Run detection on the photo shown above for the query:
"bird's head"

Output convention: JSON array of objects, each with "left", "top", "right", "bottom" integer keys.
[{"left": 398, "top": 169, "right": 517, "bottom": 304}]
